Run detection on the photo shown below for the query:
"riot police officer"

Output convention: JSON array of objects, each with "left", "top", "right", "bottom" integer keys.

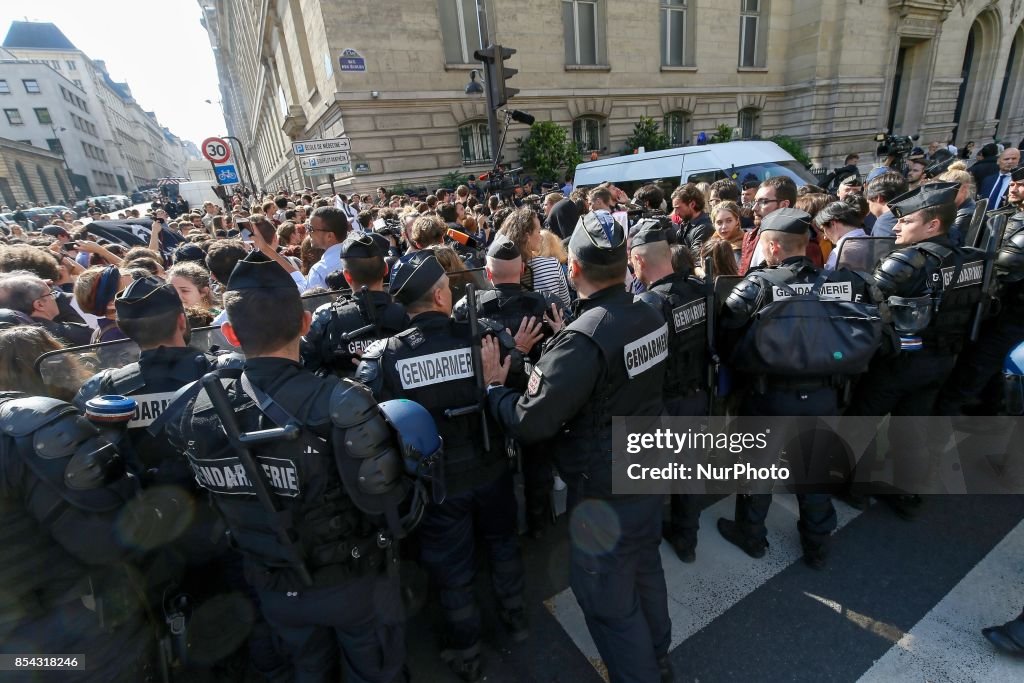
[
  {"left": 480, "top": 213, "right": 674, "bottom": 683},
  {"left": 75, "top": 276, "right": 240, "bottom": 484},
  {"left": 936, "top": 165, "right": 1024, "bottom": 415},
  {"left": 453, "top": 235, "right": 569, "bottom": 538},
  {"left": 715, "top": 208, "right": 886, "bottom": 569},
  {"left": 301, "top": 232, "right": 408, "bottom": 378},
  {"left": 357, "top": 252, "right": 527, "bottom": 683},
  {"left": 0, "top": 392, "right": 169, "bottom": 682},
  {"left": 846, "top": 182, "right": 986, "bottom": 517},
  {"left": 629, "top": 218, "right": 709, "bottom": 563},
  {"left": 167, "top": 251, "right": 414, "bottom": 683}
]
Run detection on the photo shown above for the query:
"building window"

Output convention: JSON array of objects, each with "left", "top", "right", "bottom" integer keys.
[
  {"left": 47, "top": 138, "right": 63, "bottom": 154},
  {"left": 738, "top": 107, "right": 760, "bottom": 138},
  {"left": 563, "top": 0, "right": 602, "bottom": 66},
  {"left": 55, "top": 170, "right": 69, "bottom": 202},
  {"left": 573, "top": 116, "right": 603, "bottom": 153},
  {"left": 22, "top": 79, "right": 41, "bottom": 94},
  {"left": 663, "top": 111, "right": 692, "bottom": 146},
  {"left": 458, "top": 121, "right": 491, "bottom": 163},
  {"left": 739, "top": 0, "right": 766, "bottom": 68},
  {"left": 661, "top": 0, "right": 695, "bottom": 67},
  {"left": 15, "top": 162, "right": 37, "bottom": 203},
  {"left": 0, "top": 80, "right": 9, "bottom": 94},
  {"left": 4, "top": 109, "right": 23, "bottom": 125},
  {"left": 73, "top": 79, "right": 82, "bottom": 88},
  {"left": 34, "top": 108, "right": 52, "bottom": 124},
  {"left": 66, "top": 60, "right": 77, "bottom": 71},
  {"left": 37, "top": 166, "right": 56, "bottom": 204},
  {"left": 439, "top": 0, "right": 482, "bottom": 65}
]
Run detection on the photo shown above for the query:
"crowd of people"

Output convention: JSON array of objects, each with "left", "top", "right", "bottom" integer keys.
[{"left": 0, "top": 139, "right": 1022, "bottom": 683}]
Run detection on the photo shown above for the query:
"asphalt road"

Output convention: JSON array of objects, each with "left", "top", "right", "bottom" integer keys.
[{"left": 404, "top": 493, "right": 1024, "bottom": 682}]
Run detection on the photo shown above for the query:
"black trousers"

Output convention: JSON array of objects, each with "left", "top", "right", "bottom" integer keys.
[
  {"left": 258, "top": 574, "right": 405, "bottom": 683},
  {"left": 417, "top": 470, "right": 524, "bottom": 652},
  {"left": 665, "top": 391, "right": 708, "bottom": 544},
  {"left": 936, "top": 315, "right": 1024, "bottom": 415}
]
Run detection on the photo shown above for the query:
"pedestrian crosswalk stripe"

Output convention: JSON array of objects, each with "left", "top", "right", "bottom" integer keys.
[
  {"left": 857, "top": 517, "right": 1024, "bottom": 683},
  {"left": 545, "top": 495, "right": 862, "bottom": 672}
]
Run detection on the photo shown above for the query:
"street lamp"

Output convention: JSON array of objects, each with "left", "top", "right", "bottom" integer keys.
[
  {"left": 48, "top": 125, "right": 79, "bottom": 200},
  {"left": 465, "top": 70, "right": 484, "bottom": 96}
]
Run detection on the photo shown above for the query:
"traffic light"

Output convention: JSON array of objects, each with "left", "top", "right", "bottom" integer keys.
[{"left": 473, "top": 44, "right": 518, "bottom": 109}]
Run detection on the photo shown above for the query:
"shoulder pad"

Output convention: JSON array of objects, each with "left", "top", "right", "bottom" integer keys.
[
  {"left": 362, "top": 338, "right": 388, "bottom": 360},
  {"left": 329, "top": 378, "right": 379, "bottom": 428},
  {"left": 477, "top": 317, "right": 505, "bottom": 336},
  {"left": 0, "top": 396, "right": 96, "bottom": 460},
  {"left": 874, "top": 247, "right": 928, "bottom": 294},
  {"left": 723, "top": 277, "right": 763, "bottom": 319},
  {"left": 75, "top": 371, "right": 114, "bottom": 409},
  {"left": 635, "top": 290, "right": 665, "bottom": 309},
  {"left": 209, "top": 351, "right": 245, "bottom": 370},
  {"left": 996, "top": 228, "right": 1024, "bottom": 281},
  {"left": 397, "top": 326, "right": 427, "bottom": 349},
  {"left": 108, "top": 363, "right": 145, "bottom": 396}
]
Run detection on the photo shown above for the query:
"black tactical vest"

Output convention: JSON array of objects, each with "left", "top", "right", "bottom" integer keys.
[
  {"left": 914, "top": 241, "right": 986, "bottom": 353},
  {"left": 76, "top": 346, "right": 225, "bottom": 484},
  {"left": 552, "top": 287, "right": 668, "bottom": 498},
  {"left": 179, "top": 365, "right": 378, "bottom": 591},
  {"left": 637, "top": 273, "right": 707, "bottom": 398},
  {"left": 302, "top": 290, "right": 408, "bottom": 378},
  {"left": 372, "top": 312, "right": 508, "bottom": 495},
  {"left": 998, "top": 218, "right": 1024, "bottom": 314}
]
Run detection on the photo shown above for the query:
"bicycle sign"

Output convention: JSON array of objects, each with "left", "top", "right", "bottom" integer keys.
[{"left": 214, "top": 163, "right": 239, "bottom": 185}]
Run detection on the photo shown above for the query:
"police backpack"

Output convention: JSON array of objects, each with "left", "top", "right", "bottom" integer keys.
[{"left": 731, "top": 270, "right": 883, "bottom": 378}]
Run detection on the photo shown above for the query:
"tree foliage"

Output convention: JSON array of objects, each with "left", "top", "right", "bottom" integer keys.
[
  {"left": 439, "top": 169, "right": 472, "bottom": 189},
  {"left": 770, "top": 135, "right": 813, "bottom": 168},
  {"left": 709, "top": 124, "right": 734, "bottom": 144},
  {"left": 622, "top": 116, "right": 669, "bottom": 154},
  {"left": 516, "top": 121, "right": 582, "bottom": 183}
]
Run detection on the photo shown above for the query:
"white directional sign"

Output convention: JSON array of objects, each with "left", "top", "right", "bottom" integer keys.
[
  {"left": 301, "top": 164, "right": 350, "bottom": 176},
  {"left": 299, "top": 152, "right": 351, "bottom": 170},
  {"left": 292, "top": 137, "right": 351, "bottom": 156}
]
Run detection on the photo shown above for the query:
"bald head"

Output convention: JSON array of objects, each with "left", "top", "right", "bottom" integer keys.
[
  {"left": 629, "top": 241, "right": 674, "bottom": 286},
  {"left": 486, "top": 255, "right": 524, "bottom": 284}
]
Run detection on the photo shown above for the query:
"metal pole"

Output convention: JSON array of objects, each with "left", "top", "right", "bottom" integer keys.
[
  {"left": 224, "top": 135, "right": 256, "bottom": 194},
  {"left": 475, "top": 0, "right": 501, "bottom": 167}
]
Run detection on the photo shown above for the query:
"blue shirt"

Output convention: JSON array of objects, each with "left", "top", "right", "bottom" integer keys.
[
  {"left": 870, "top": 210, "right": 897, "bottom": 238},
  {"left": 303, "top": 243, "right": 343, "bottom": 292}
]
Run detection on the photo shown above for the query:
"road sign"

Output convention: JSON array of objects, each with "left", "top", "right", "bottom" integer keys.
[
  {"left": 299, "top": 152, "right": 351, "bottom": 170},
  {"left": 214, "top": 163, "right": 240, "bottom": 185},
  {"left": 339, "top": 48, "right": 366, "bottom": 72},
  {"left": 201, "top": 136, "right": 232, "bottom": 164},
  {"left": 354, "top": 162, "right": 370, "bottom": 174},
  {"left": 301, "top": 164, "right": 350, "bottom": 177},
  {"left": 293, "top": 137, "right": 350, "bottom": 156}
]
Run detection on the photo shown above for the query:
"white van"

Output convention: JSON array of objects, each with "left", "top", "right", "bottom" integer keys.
[
  {"left": 176, "top": 181, "right": 222, "bottom": 211},
  {"left": 572, "top": 141, "right": 817, "bottom": 198}
]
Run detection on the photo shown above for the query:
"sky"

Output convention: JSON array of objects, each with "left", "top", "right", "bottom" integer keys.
[{"left": 0, "top": 0, "right": 226, "bottom": 146}]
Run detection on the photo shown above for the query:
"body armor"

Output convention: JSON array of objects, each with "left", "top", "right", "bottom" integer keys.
[
  {"left": 635, "top": 272, "right": 707, "bottom": 399},
  {"left": 302, "top": 289, "right": 408, "bottom": 378}
]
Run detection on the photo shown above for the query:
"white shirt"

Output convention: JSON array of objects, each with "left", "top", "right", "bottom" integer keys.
[{"left": 302, "top": 242, "right": 344, "bottom": 292}]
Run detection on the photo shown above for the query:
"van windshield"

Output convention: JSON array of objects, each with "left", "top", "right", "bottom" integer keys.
[{"left": 686, "top": 160, "right": 817, "bottom": 186}]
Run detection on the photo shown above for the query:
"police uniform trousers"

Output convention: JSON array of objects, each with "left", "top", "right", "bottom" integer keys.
[
  {"left": 935, "top": 314, "right": 1024, "bottom": 415},
  {"left": 565, "top": 487, "right": 671, "bottom": 683},
  {"left": 665, "top": 391, "right": 707, "bottom": 547},
  {"left": 734, "top": 385, "right": 839, "bottom": 549},
  {"left": 257, "top": 574, "right": 405, "bottom": 683},
  {"left": 847, "top": 350, "right": 957, "bottom": 488},
  {"left": 417, "top": 469, "right": 524, "bottom": 651}
]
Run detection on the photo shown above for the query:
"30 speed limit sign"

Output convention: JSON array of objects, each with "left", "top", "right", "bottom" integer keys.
[{"left": 201, "top": 136, "right": 232, "bottom": 164}]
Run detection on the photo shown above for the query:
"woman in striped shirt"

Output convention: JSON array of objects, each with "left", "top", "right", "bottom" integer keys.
[{"left": 498, "top": 207, "right": 572, "bottom": 308}]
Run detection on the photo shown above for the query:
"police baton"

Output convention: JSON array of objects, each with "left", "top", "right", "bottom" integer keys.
[{"left": 200, "top": 373, "right": 314, "bottom": 587}]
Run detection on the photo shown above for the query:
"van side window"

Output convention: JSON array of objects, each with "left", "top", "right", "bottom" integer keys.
[{"left": 686, "top": 170, "right": 728, "bottom": 184}]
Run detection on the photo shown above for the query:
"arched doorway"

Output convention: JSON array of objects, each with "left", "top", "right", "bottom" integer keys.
[
  {"left": 996, "top": 25, "right": 1024, "bottom": 140},
  {"left": 15, "top": 162, "right": 37, "bottom": 204},
  {"left": 952, "top": 10, "right": 1002, "bottom": 144},
  {"left": 36, "top": 166, "right": 55, "bottom": 204}
]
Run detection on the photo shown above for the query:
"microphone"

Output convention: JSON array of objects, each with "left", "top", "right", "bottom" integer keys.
[
  {"left": 509, "top": 110, "right": 535, "bottom": 125},
  {"left": 447, "top": 228, "right": 480, "bottom": 249}
]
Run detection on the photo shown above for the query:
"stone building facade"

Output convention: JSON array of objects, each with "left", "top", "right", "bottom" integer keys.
[
  {"left": 201, "top": 0, "right": 1024, "bottom": 192},
  {"left": 0, "top": 137, "right": 73, "bottom": 208}
]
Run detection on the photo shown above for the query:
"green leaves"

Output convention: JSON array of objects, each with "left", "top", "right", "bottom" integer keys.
[
  {"left": 516, "top": 121, "right": 582, "bottom": 183},
  {"left": 622, "top": 116, "right": 670, "bottom": 155}
]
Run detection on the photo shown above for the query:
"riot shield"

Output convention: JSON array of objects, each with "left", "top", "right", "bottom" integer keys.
[
  {"left": 965, "top": 198, "right": 989, "bottom": 249},
  {"left": 35, "top": 339, "right": 141, "bottom": 397},
  {"left": 835, "top": 237, "right": 897, "bottom": 272},
  {"left": 189, "top": 326, "right": 233, "bottom": 353},
  {"left": 302, "top": 289, "right": 350, "bottom": 314}
]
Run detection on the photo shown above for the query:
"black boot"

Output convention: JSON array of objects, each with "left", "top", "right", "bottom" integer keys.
[
  {"left": 717, "top": 518, "right": 767, "bottom": 559},
  {"left": 657, "top": 654, "right": 674, "bottom": 682},
  {"left": 499, "top": 606, "right": 529, "bottom": 642},
  {"left": 881, "top": 494, "right": 922, "bottom": 520},
  {"left": 983, "top": 613, "right": 1024, "bottom": 655}
]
